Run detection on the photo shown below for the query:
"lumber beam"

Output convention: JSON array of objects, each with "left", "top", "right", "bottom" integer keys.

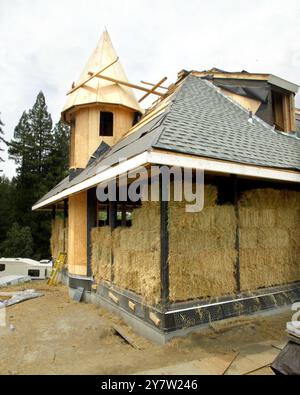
[
  {"left": 67, "top": 57, "right": 119, "bottom": 95},
  {"left": 141, "top": 80, "right": 168, "bottom": 90},
  {"left": 139, "top": 77, "right": 168, "bottom": 103},
  {"left": 93, "top": 74, "right": 164, "bottom": 97}
]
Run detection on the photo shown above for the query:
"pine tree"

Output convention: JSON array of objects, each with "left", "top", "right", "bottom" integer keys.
[
  {"left": 47, "top": 119, "right": 70, "bottom": 186},
  {"left": 0, "top": 176, "right": 15, "bottom": 254},
  {"left": 8, "top": 91, "right": 54, "bottom": 260},
  {"left": 1, "top": 223, "right": 33, "bottom": 258},
  {"left": 0, "top": 115, "right": 4, "bottom": 164}
]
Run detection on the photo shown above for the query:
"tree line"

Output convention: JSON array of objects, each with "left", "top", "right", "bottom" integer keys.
[{"left": 0, "top": 92, "right": 69, "bottom": 260}]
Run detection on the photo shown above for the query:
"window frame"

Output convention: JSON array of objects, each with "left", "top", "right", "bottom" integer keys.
[{"left": 99, "top": 111, "right": 114, "bottom": 137}]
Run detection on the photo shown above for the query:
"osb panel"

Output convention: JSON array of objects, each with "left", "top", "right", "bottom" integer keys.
[
  {"left": 91, "top": 201, "right": 161, "bottom": 304},
  {"left": 70, "top": 105, "right": 134, "bottom": 169},
  {"left": 169, "top": 185, "right": 237, "bottom": 301},
  {"left": 239, "top": 188, "right": 300, "bottom": 290},
  {"left": 68, "top": 192, "right": 87, "bottom": 276}
]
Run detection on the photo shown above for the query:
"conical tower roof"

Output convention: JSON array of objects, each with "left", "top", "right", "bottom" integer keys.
[{"left": 62, "top": 30, "right": 142, "bottom": 115}]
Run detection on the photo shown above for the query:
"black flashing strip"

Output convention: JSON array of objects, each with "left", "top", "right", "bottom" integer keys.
[
  {"left": 160, "top": 175, "right": 169, "bottom": 307},
  {"left": 233, "top": 175, "right": 241, "bottom": 293},
  {"left": 63, "top": 198, "right": 68, "bottom": 252},
  {"left": 109, "top": 201, "right": 117, "bottom": 230},
  {"left": 95, "top": 281, "right": 300, "bottom": 333},
  {"left": 87, "top": 188, "right": 97, "bottom": 277}
]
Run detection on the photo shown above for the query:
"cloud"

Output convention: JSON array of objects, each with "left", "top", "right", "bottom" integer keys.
[{"left": 0, "top": 0, "right": 299, "bottom": 177}]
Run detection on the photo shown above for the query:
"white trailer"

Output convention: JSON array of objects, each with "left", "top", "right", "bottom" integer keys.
[{"left": 0, "top": 258, "right": 52, "bottom": 280}]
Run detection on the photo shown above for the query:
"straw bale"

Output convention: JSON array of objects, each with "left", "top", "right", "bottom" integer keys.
[
  {"left": 239, "top": 188, "right": 300, "bottom": 291},
  {"left": 91, "top": 227, "right": 112, "bottom": 282},
  {"left": 240, "top": 248, "right": 300, "bottom": 290},
  {"left": 169, "top": 250, "right": 237, "bottom": 300},
  {"left": 91, "top": 201, "right": 161, "bottom": 304},
  {"left": 50, "top": 218, "right": 67, "bottom": 259},
  {"left": 169, "top": 194, "right": 237, "bottom": 300}
]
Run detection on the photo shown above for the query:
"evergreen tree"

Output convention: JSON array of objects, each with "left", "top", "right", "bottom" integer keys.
[
  {"left": 0, "top": 176, "right": 15, "bottom": 254},
  {"left": 8, "top": 92, "right": 54, "bottom": 260},
  {"left": 47, "top": 119, "right": 70, "bottom": 186},
  {"left": 0, "top": 115, "right": 4, "bottom": 164},
  {"left": 1, "top": 223, "right": 33, "bottom": 258}
]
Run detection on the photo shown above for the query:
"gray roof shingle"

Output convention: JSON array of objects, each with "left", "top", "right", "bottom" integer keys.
[
  {"left": 155, "top": 75, "right": 300, "bottom": 170},
  {"left": 34, "top": 74, "right": 300, "bottom": 207}
]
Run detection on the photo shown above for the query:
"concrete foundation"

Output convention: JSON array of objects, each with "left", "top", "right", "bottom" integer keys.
[{"left": 65, "top": 272, "right": 300, "bottom": 344}]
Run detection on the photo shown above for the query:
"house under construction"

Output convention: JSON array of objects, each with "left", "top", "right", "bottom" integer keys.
[{"left": 33, "top": 31, "right": 300, "bottom": 342}]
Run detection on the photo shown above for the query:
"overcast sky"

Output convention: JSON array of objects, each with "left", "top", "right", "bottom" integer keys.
[{"left": 1, "top": 0, "right": 300, "bottom": 178}]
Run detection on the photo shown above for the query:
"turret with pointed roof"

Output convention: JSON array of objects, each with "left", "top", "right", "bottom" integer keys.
[
  {"left": 63, "top": 30, "right": 141, "bottom": 170},
  {"left": 62, "top": 30, "right": 141, "bottom": 117}
]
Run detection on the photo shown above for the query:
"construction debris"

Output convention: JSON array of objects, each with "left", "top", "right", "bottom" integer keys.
[
  {"left": 271, "top": 342, "right": 300, "bottom": 375},
  {"left": 0, "top": 275, "right": 31, "bottom": 288},
  {"left": 0, "top": 289, "right": 43, "bottom": 309},
  {"left": 113, "top": 324, "right": 144, "bottom": 350},
  {"left": 224, "top": 342, "right": 280, "bottom": 375}
]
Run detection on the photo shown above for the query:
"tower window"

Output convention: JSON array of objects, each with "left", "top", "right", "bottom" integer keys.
[{"left": 100, "top": 112, "right": 113, "bottom": 136}]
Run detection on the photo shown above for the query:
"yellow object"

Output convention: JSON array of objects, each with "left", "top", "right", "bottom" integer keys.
[{"left": 47, "top": 253, "right": 67, "bottom": 286}]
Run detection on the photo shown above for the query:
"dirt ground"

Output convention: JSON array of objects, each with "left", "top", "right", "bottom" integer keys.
[{"left": 0, "top": 281, "right": 291, "bottom": 375}]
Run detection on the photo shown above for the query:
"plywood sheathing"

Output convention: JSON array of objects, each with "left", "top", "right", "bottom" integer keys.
[
  {"left": 68, "top": 191, "right": 87, "bottom": 276},
  {"left": 239, "top": 188, "right": 300, "bottom": 290},
  {"left": 91, "top": 201, "right": 161, "bottom": 304},
  {"left": 168, "top": 185, "right": 237, "bottom": 301},
  {"left": 69, "top": 104, "right": 134, "bottom": 169},
  {"left": 62, "top": 30, "right": 141, "bottom": 117},
  {"left": 220, "top": 88, "right": 262, "bottom": 114},
  {"left": 50, "top": 218, "right": 68, "bottom": 259}
]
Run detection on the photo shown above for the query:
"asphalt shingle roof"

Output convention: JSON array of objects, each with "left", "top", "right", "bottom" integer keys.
[
  {"left": 34, "top": 74, "right": 300, "bottom": 207},
  {"left": 155, "top": 75, "right": 300, "bottom": 170}
]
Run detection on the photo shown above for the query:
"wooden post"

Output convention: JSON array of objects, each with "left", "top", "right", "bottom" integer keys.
[
  {"left": 109, "top": 201, "right": 117, "bottom": 230},
  {"left": 63, "top": 199, "right": 68, "bottom": 225},
  {"left": 63, "top": 199, "right": 68, "bottom": 253},
  {"left": 233, "top": 175, "right": 241, "bottom": 293},
  {"left": 51, "top": 205, "right": 56, "bottom": 220},
  {"left": 87, "top": 188, "right": 97, "bottom": 277},
  {"left": 160, "top": 174, "right": 169, "bottom": 307}
]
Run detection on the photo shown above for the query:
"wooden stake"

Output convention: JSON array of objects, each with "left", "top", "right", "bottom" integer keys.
[
  {"left": 139, "top": 77, "right": 168, "bottom": 103},
  {"left": 67, "top": 57, "right": 119, "bottom": 95}
]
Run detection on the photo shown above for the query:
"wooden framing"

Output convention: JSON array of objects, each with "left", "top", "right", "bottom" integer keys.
[
  {"left": 68, "top": 191, "right": 87, "bottom": 276},
  {"left": 32, "top": 150, "right": 300, "bottom": 211},
  {"left": 67, "top": 57, "right": 119, "bottom": 95},
  {"left": 93, "top": 74, "right": 164, "bottom": 97},
  {"left": 141, "top": 80, "right": 168, "bottom": 90},
  {"left": 138, "top": 77, "right": 168, "bottom": 103},
  {"left": 191, "top": 71, "right": 299, "bottom": 93}
]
